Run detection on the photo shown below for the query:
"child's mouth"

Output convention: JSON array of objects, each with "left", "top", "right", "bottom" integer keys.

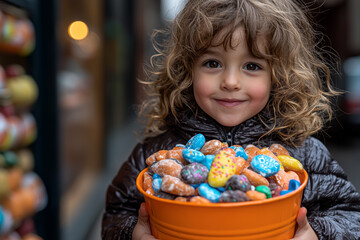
[{"left": 216, "top": 99, "right": 245, "bottom": 107}]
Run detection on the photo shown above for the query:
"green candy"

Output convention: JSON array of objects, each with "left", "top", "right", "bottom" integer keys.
[
  {"left": 2, "top": 151, "right": 18, "bottom": 168},
  {"left": 255, "top": 185, "right": 272, "bottom": 199}
]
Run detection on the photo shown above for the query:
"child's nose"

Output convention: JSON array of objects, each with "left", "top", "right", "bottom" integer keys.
[{"left": 221, "top": 69, "right": 241, "bottom": 91}]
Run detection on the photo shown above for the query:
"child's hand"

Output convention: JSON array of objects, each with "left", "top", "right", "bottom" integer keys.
[
  {"left": 291, "top": 207, "right": 318, "bottom": 240},
  {"left": 132, "top": 202, "right": 158, "bottom": 240}
]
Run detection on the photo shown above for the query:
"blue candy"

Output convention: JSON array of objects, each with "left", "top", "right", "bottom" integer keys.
[
  {"left": 202, "top": 154, "right": 215, "bottom": 170},
  {"left": 191, "top": 183, "right": 200, "bottom": 189},
  {"left": 280, "top": 179, "right": 301, "bottom": 196},
  {"left": 231, "top": 146, "right": 248, "bottom": 160},
  {"left": 152, "top": 173, "right": 161, "bottom": 179},
  {"left": 185, "top": 134, "right": 206, "bottom": 150},
  {"left": 0, "top": 207, "right": 4, "bottom": 231},
  {"left": 182, "top": 148, "right": 205, "bottom": 163},
  {"left": 152, "top": 178, "right": 162, "bottom": 192},
  {"left": 198, "top": 183, "right": 221, "bottom": 203},
  {"left": 250, "top": 154, "right": 280, "bottom": 177}
]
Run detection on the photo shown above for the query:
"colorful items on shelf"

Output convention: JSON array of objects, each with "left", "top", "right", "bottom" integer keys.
[
  {"left": 0, "top": 10, "right": 35, "bottom": 56},
  {"left": 0, "top": 61, "right": 44, "bottom": 239},
  {"left": 0, "top": 149, "right": 47, "bottom": 239},
  {"left": 0, "top": 64, "right": 37, "bottom": 151}
]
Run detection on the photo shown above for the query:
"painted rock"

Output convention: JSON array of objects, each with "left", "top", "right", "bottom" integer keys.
[
  {"left": 225, "top": 174, "right": 251, "bottom": 192},
  {"left": 244, "top": 144, "right": 260, "bottom": 162},
  {"left": 231, "top": 146, "right": 248, "bottom": 160},
  {"left": 269, "top": 143, "right": 290, "bottom": 156},
  {"left": 255, "top": 185, "right": 272, "bottom": 198},
  {"left": 233, "top": 157, "right": 248, "bottom": 175},
  {"left": 250, "top": 154, "right": 280, "bottom": 177},
  {"left": 198, "top": 183, "right": 221, "bottom": 203},
  {"left": 166, "top": 149, "right": 187, "bottom": 165},
  {"left": 202, "top": 154, "right": 215, "bottom": 170},
  {"left": 277, "top": 155, "right": 303, "bottom": 171},
  {"left": 154, "top": 190, "right": 178, "bottom": 200},
  {"left": 208, "top": 151, "right": 237, "bottom": 188},
  {"left": 181, "top": 163, "right": 209, "bottom": 185},
  {"left": 152, "top": 178, "right": 162, "bottom": 192},
  {"left": 218, "top": 190, "right": 249, "bottom": 203},
  {"left": 189, "top": 196, "right": 211, "bottom": 204},
  {"left": 185, "top": 133, "right": 205, "bottom": 150},
  {"left": 256, "top": 148, "right": 284, "bottom": 170},
  {"left": 280, "top": 179, "right": 301, "bottom": 196},
  {"left": 149, "top": 159, "right": 183, "bottom": 178},
  {"left": 246, "top": 190, "right": 266, "bottom": 201},
  {"left": 161, "top": 175, "right": 195, "bottom": 196},
  {"left": 242, "top": 168, "right": 269, "bottom": 186},
  {"left": 182, "top": 149, "right": 205, "bottom": 163},
  {"left": 200, "top": 139, "right": 222, "bottom": 155},
  {"left": 143, "top": 171, "right": 153, "bottom": 190}
]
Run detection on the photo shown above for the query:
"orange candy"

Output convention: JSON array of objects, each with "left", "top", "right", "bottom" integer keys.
[
  {"left": 269, "top": 144, "right": 290, "bottom": 156},
  {"left": 143, "top": 171, "right": 153, "bottom": 191},
  {"left": 242, "top": 168, "right": 269, "bottom": 186},
  {"left": 146, "top": 187, "right": 155, "bottom": 195},
  {"left": 200, "top": 139, "right": 223, "bottom": 155},
  {"left": 246, "top": 190, "right": 266, "bottom": 201},
  {"left": 174, "top": 196, "right": 188, "bottom": 202},
  {"left": 190, "top": 196, "right": 211, "bottom": 204},
  {"left": 161, "top": 175, "right": 195, "bottom": 196},
  {"left": 270, "top": 169, "right": 300, "bottom": 190},
  {"left": 244, "top": 144, "right": 260, "bottom": 162},
  {"left": 166, "top": 149, "right": 187, "bottom": 165},
  {"left": 151, "top": 159, "right": 182, "bottom": 178},
  {"left": 234, "top": 157, "right": 248, "bottom": 175},
  {"left": 145, "top": 153, "right": 156, "bottom": 166},
  {"left": 155, "top": 150, "right": 168, "bottom": 161}
]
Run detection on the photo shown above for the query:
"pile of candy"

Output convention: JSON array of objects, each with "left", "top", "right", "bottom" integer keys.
[{"left": 141, "top": 134, "right": 304, "bottom": 203}]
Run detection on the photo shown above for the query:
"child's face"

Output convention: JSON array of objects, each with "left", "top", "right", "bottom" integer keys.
[{"left": 193, "top": 27, "right": 271, "bottom": 127}]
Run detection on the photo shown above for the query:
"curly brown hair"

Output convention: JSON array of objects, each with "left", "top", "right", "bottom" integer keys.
[{"left": 139, "top": 0, "right": 340, "bottom": 146}]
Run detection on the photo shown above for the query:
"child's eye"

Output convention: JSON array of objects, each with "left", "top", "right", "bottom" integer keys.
[
  {"left": 244, "top": 63, "right": 261, "bottom": 71},
  {"left": 204, "top": 60, "right": 221, "bottom": 68}
]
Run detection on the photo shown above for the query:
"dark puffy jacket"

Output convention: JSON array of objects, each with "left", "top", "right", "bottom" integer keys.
[{"left": 102, "top": 111, "right": 360, "bottom": 240}]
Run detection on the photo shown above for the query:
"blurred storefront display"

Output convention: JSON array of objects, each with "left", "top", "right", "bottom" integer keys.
[{"left": 0, "top": 2, "right": 47, "bottom": 240}]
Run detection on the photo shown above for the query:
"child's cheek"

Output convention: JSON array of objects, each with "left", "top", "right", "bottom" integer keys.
[{"left": 248, "top": 83, "right": 271, "bottom": 104}]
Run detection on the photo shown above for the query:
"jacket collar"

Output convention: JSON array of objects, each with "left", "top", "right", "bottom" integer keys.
[{"left": 167, "top": 108, "right": 275, "bottom": 146}]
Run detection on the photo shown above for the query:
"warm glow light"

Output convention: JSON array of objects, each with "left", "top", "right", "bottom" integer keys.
[{"left": 68, "top": 21, "right": 89, "bottom": 40}]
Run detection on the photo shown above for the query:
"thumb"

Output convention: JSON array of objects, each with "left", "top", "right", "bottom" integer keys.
[
  {"left": 296, "top": 207, "right": 308, "bottom": 230},
  {"left": 138, "top": 202, "right": 149, "bottom": 223}
]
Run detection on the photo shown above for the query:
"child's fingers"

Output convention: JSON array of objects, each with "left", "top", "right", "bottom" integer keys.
[
  {"left": 291, "top": 207, "right": 318, "bottom": 240},
  {"left": 133, "top": 202, "right": 158, "bottom": 240}
]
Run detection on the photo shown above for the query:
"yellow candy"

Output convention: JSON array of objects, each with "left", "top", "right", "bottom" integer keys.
[
  {"left": 208, "top": 151, "right": 236, "bottom": 188},
  {"left": 277, "top": 155, "right": 303, "bottom": 171}
]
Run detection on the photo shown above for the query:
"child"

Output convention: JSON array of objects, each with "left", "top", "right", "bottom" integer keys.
[{"left": 102, "top": 0, "right": 360, "bottom": 239}]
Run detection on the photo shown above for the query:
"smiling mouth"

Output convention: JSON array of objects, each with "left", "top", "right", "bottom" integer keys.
[{"left": 215, "top": 99, "right": 245, "bottom": 107}]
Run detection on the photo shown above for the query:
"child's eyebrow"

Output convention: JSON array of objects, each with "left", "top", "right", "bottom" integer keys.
[
  {"left": 202, "top": 48, "right": 266, "bottom": 62},
  {"left": 201, "top": 48, "right": 221, "bottom": 56}
]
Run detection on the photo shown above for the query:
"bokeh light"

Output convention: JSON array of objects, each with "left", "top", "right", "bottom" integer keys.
[{"left": 68, "top": 21, "right": 88, "bottom": 40}]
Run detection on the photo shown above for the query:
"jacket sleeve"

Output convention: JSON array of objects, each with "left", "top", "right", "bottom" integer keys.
[
  {"left": 301, "top": 138, "right": 360, "bottom": 240},
  {"left": 101, "top": 143, "right": 146, "bottom": 240}
]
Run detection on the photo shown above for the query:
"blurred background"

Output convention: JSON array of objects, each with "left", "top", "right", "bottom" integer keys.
[{"left": 0, "top": 0, "right": 358, "bottom": 239}]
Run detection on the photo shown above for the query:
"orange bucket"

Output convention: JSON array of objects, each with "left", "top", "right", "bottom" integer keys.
[{"left": 136, "top": 168, "right": 308, "bottom": 240}]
